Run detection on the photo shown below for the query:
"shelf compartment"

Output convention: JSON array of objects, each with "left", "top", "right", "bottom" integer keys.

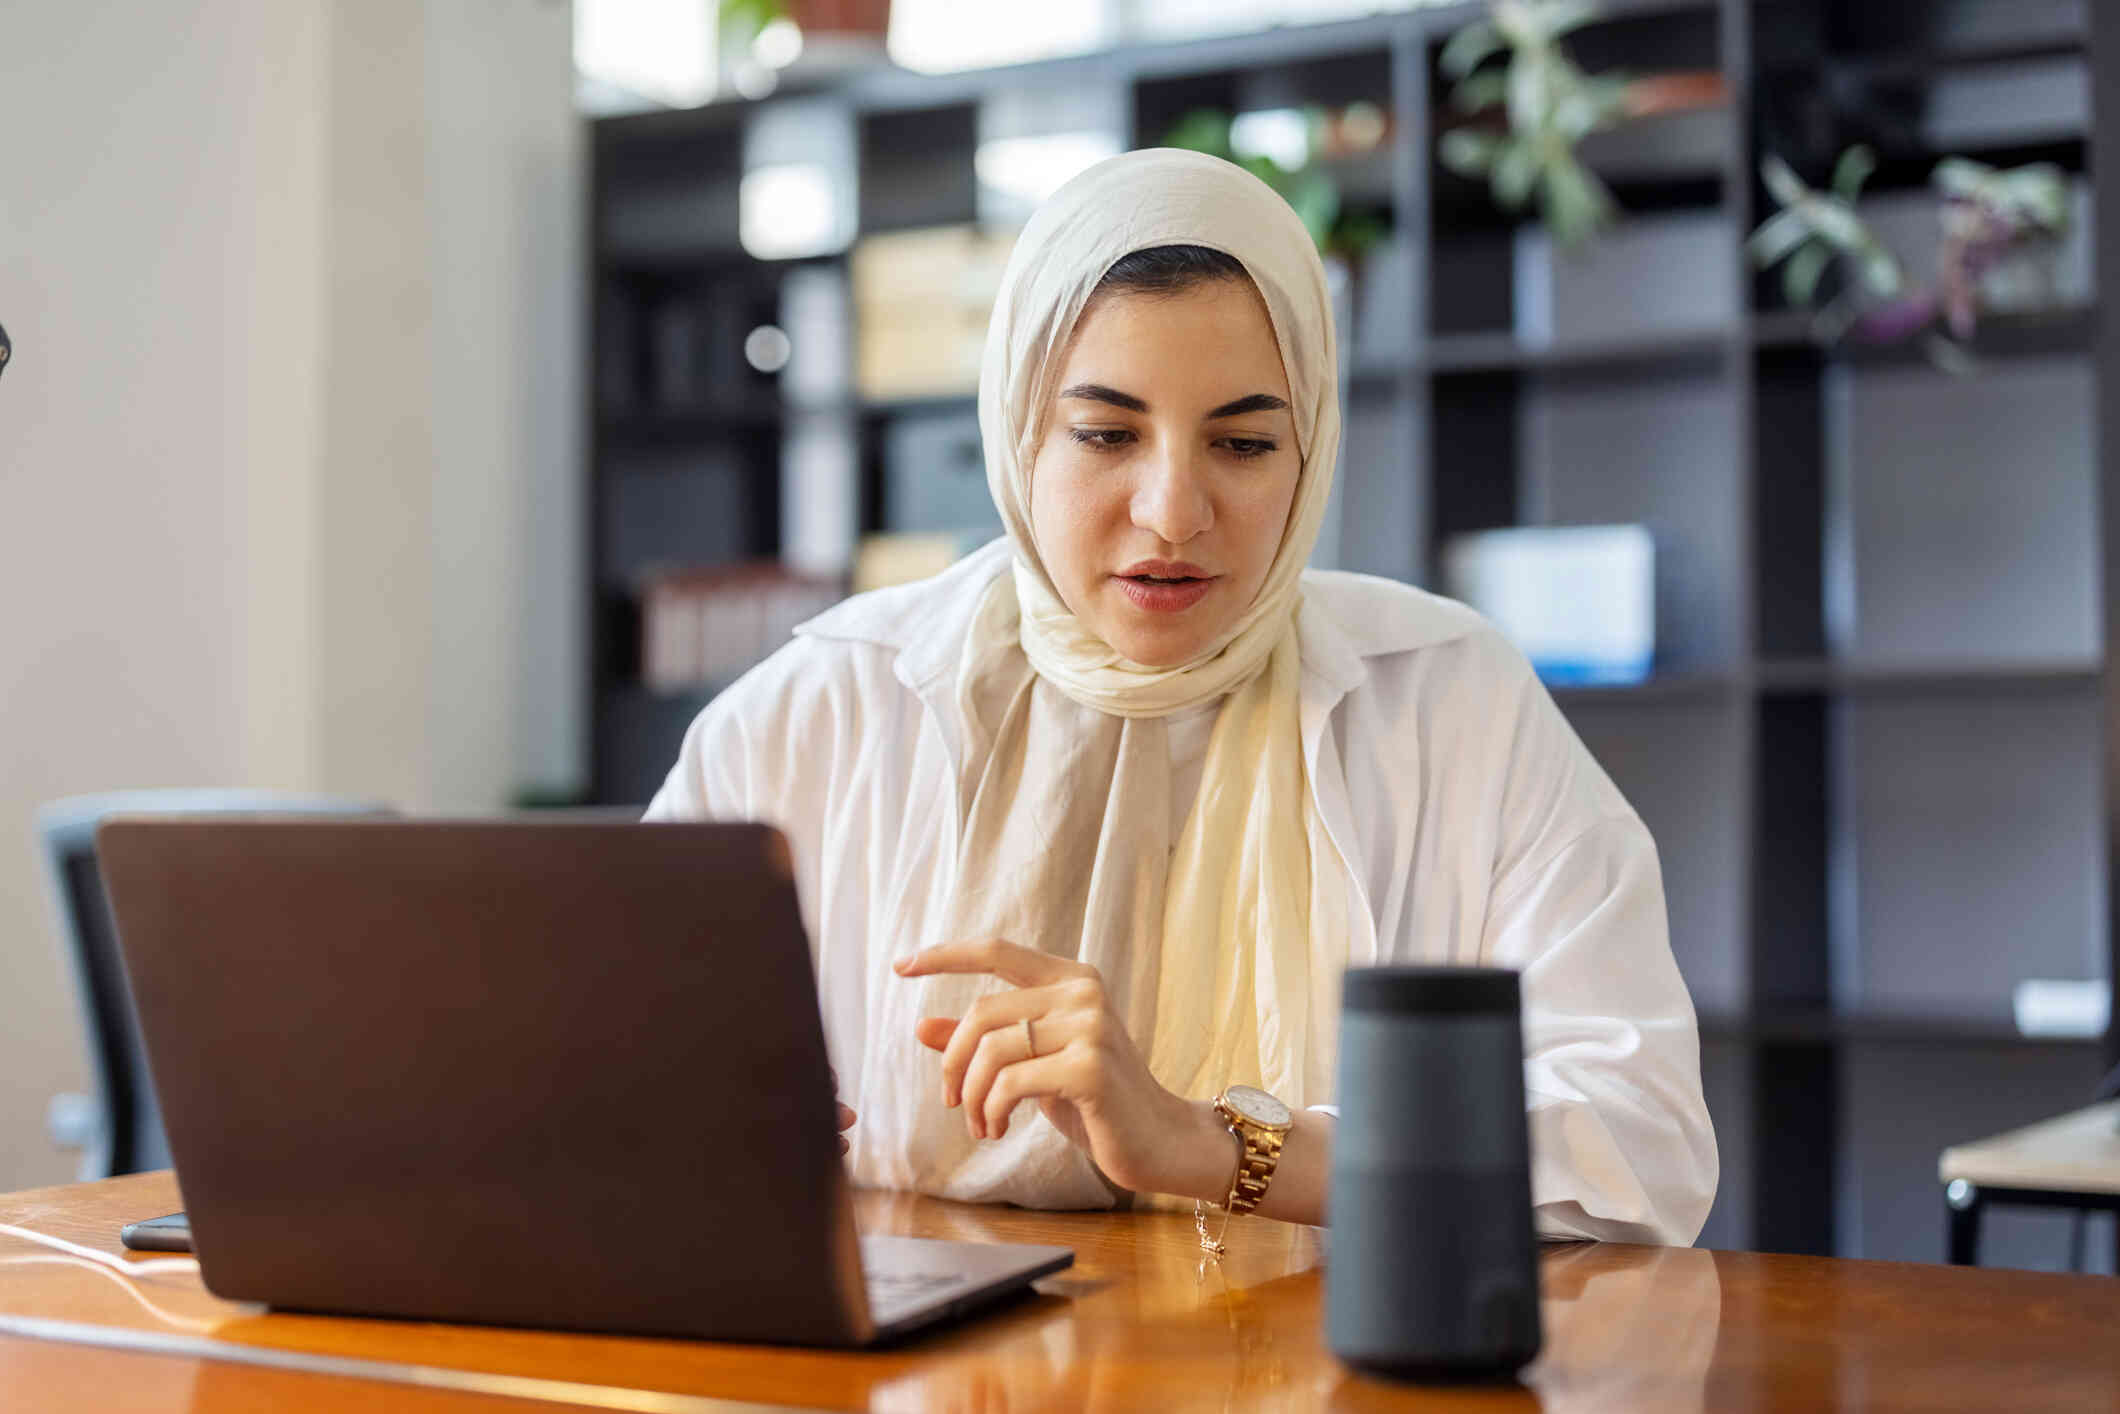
[
  {"left": 1429, "top": 363, "right": 1745, "bottom": 673},
  {"left": 1754, "top": 0, "right": 2085, "bottom": 72},
  {"left": 876, "top": 402, "right": 997, "bottom": 538},
  {"left": 859, "top": 104, "right": 978, "bottom": 234},
  {"left": 1131, "top": 45, "right": 1393, "bottom": 152},
  {"left": 1828, "top": 352, "right": 2098, "bottom": 667},
  {"left": 1430, "top": 213, "right": 1737, "bottom": 344},
  {"left": 596, "top": 268, "right": 788, "bottom": 420},
  {"left": 594, "top": 118, "right": 747, "bottom": 266},
  {"left": 1837, "top": 689, "right": 2106, "bottom": 1025},
  {"left": 599, "top": 453, "right": 781, "bottom": 590},
  {"left": 1752, "top": 0, "right": 2089, "bottom": 180}
]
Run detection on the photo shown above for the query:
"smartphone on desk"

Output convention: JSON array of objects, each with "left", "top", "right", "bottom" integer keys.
[{"left": 119, "top": 1212, "right": 193, "bottom": 1252}]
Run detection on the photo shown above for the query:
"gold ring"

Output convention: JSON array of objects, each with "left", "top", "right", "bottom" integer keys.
[{"left": 1023, "top": 1017, "right": 1037, "bottom": 1058}]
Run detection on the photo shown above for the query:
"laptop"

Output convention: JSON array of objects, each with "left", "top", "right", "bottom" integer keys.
[{"left": 94, "top": 817, "right": 1072, "bottom": 1347}]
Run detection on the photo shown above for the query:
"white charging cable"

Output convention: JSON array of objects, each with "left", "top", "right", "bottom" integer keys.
[
  {"left": 0, "top": 1221, "right": 214, "bottom": 1333},
  {"left": 0, "top": 1221, "right": 200, "bottom": 1280}
]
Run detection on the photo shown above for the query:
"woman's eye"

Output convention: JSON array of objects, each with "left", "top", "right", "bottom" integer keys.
[
  {"left": 1068, "top": 427, "right": 1134, "bottom": 450},
  {"left": 1222, "top": 438, "right": 1278, "bottom": 458}
]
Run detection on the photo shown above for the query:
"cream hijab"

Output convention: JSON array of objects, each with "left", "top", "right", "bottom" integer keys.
[{"left": 859, "top": 149, "right": 1342, "bottom": 1208}]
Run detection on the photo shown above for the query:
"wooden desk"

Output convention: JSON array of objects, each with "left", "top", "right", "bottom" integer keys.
[{"left": 5, "top": 1171, "right": 2119, "bottom": 1412}]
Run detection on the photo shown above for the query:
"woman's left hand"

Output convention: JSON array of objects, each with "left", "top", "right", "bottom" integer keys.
[{"left": 894, "top": 939, "right": 1202, "bottom": 1196}]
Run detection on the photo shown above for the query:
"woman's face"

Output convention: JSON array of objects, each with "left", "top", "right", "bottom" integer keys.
[{"left": 1028, "top": 278, "right": 1302, "bottom": 669}]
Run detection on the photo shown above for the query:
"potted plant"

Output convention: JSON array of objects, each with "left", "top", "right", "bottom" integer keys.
[
  {"left": 1435, "top": 0, "right": 1727, "bottom": 250},
  {"left": 720, "top": 0, "right": 893, "bottom": 89},
  {"left": 1748, "top": 145, "right": 2072, "bottom": 371}
]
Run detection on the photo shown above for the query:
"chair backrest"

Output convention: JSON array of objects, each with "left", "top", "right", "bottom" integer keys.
[{"left": 35, "top": 790, "right": 391, "bottom": 1178}]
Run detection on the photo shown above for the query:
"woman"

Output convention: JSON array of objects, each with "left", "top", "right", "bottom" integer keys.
[{"left": 647, "top": 148, "right": 1717, "bottom": 1245}]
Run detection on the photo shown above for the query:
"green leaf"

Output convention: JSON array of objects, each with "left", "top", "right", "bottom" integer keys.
[
  {"left": 1857, "top": 244, "right": 1904, "bottom": 297},
  {"left": 1284, "top": 172, "right": 1341, "bottom": 251},
  {"left": 1746, "top": 208, "right": 1813, "bottom": 268},
  {"left": 1493, "top": 140, "right": 1540, "bottom": 208},
  {"left": 1162, "top": 108, "right": 1234, "bottom": 160},
  {"left": 1782, "top": 241, "right": 1831, "bottom": 307},
  {"left": 1507, "top": 51, "right": 1548, "bottom": 132},
  {"left": 1491, "top": 0, "right": 1536, "bottom": 48},
  {"left": 718, "top": 0, "right": 785, "bottom": 43},
  {"left": 1439, "top": 21, "right": 1505, "bottom": 79},
  {"left": 1761, "top": 155, "right": 1810, "bottom": 209},
  {"left": 1331, "top": 210, "right": 1389, "bottom": 258},
  {"left": 1451, "top": 70, "right": 1510, "bottom": 113},
  {"left": 1994, "top": 163, "right": 2071, "bottom": 231},
  {"left": 1803, "top": 198, "right": 1871, "bottom": 252},
  {"left": 1579, "top": 71, "right": 1633, "bottom": 119},
  {"left": 1830, "top": 145, "right": 1876, "bottom": 203},
  {"left": 1552, "top": 89, "right": 1606, "bottom": 140},
  {"left": 1932, "top": 156, "right": 1992, "bottom": 198},
  {"left": 1541, "top": 155, "right": 1614, "bottom": 248},
  {"left": 1439, "top": 128, "right": 1503, "bottom": 175}
]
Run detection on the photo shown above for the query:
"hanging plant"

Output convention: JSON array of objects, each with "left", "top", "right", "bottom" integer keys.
[
  {"left": 718, "top": 0, "right": 893, "bottom": 94},
  {"left": 1748, "top": 146, "right": 2071, "bottom": 373},
  {"left": 1160, "top": 108, "right": 1387, "bottom": 260},
  {"left": 1436, "top": 0, "right": 1631, "bottom": 249}
]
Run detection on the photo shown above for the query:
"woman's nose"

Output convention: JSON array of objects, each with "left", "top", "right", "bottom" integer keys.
[{"left": 1130, "top": 439, "right": 1213, "bottom": 544}]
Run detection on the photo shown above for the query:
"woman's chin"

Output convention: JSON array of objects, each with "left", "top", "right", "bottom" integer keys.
[{"left": 1104, "top": 621, "right": 1221, "bottom": 670}]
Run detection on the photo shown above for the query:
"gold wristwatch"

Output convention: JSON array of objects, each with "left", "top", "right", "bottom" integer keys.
[{"left": 1195, "top": 1084, "right": 1294, "bottom": 1256}]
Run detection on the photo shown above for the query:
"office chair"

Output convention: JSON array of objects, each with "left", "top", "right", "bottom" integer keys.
[{"left": 36, "top": 790, "right": 391, "bottom": 1179}]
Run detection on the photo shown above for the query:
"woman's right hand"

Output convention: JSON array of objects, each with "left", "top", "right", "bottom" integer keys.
[{"left": 833, "top": 1067, "right": 858, "bottom": 1156}]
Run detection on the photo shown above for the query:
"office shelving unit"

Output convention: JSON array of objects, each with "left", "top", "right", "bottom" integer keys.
[{"left": 587, "top": 0, "right": 2119, "bottom": 1267}]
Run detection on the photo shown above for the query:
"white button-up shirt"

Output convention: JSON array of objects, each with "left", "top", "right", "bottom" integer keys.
[{"left": 647, "top": 540, "right": 1718, "bottom": 1245}]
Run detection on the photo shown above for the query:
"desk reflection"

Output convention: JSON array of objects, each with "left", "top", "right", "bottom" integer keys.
[{"left": 869, "top": 1211, "right": 1722, "bottom": 1414}]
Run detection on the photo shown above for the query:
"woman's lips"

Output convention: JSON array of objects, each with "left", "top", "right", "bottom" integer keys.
[{"left": 1113, "top": 574, "right": 1217, "bottom": 612}]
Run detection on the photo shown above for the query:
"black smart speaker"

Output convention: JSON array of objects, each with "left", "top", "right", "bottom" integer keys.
[{"left": 1326, "top": 966, "right": 1541, "bottom": 1380}]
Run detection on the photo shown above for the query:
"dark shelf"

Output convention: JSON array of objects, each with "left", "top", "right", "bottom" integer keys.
[
  {"left": 1701, "top": 1010, "right": 2107, "bottom": 1048},
  {"left": 1347, "top": 359, "right": 1415, "bottom": 388},
  {"left": 599, "top": 404, "right": 787, "bottom": 439},
  {"left": 1425, "top": 325, "right": 1731, "bottom": 374},
  {"left": 1750, "top": 305, "right": 2098, "bottom": 361},
  {"left": 596, "top": 249, "right": 846, "bottom": 279},
  {"left": 859, "top": 392, "right": 979, "bottom": 419},
  {"left": 1548, "top": 670, "right": 1741, "bottom": 705},
  {"left": 1760, "top": 37, "right": 2086, "bottom": 86},
  {"left": 1756, "top": 658, "right": 2102, "bottom": 696}
]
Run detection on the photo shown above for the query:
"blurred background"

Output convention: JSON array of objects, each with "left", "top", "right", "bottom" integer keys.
[{"left": 2, "top": 0, "right": 2114, "bottom": 1271}]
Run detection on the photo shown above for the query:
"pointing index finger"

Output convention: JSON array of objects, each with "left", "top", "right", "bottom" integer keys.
[{"left": 893, "top": 938, "right": 1079, "bottom": 988}]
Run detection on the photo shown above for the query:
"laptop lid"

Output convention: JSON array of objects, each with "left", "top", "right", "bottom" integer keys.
[{"left": 96, "top": 818, "right": 881, "bottom": 1345}]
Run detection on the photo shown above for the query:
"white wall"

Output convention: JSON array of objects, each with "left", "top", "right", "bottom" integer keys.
[{"left": 0, "top": 0, "right": 581, "bottom": 1191}]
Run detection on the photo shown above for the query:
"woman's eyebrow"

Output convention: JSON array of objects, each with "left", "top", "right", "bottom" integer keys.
[
  {"left": 1205, "top": 392, "right": 1289, "bottom": 420},
  {"left": 1057, "top": 383, "right": 1290, "bottom": 420},
  {"left": 1058, "top": 382, "right": 1148, "bottom": 412}
]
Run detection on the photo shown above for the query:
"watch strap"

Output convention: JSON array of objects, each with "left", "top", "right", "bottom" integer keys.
[{"left": 1214, "top": 1092, "right": 1289, "bottom": 1217}]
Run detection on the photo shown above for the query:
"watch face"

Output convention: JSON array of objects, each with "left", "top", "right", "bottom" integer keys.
[{"left": 1225, "top": 1084, "right": 1292, "bottom": 1129}]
